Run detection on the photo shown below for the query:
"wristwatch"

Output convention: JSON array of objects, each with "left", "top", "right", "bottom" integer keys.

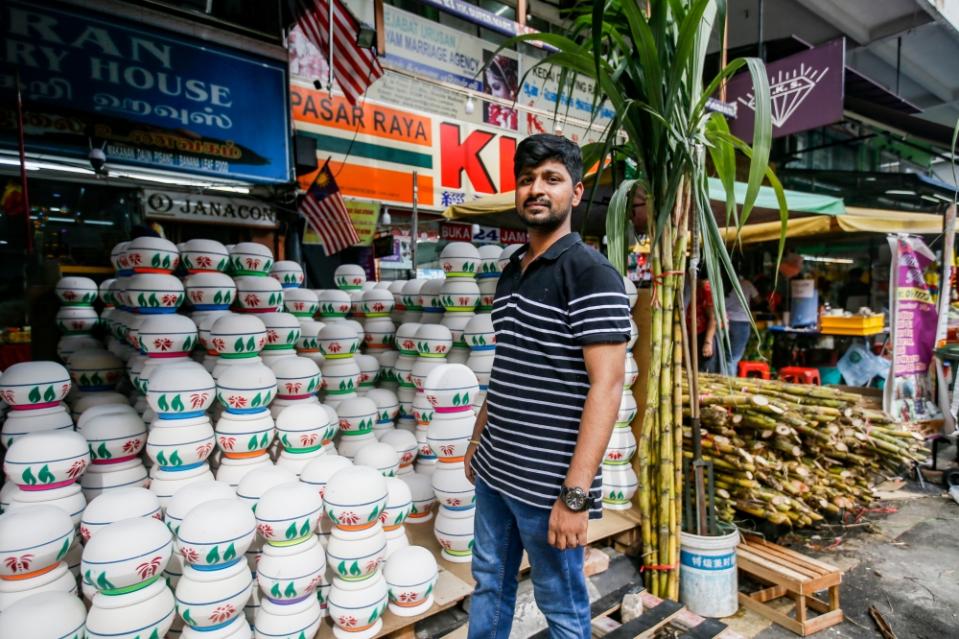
[{"left": 559, "top": 485, "right": 594, "bottom": 512}]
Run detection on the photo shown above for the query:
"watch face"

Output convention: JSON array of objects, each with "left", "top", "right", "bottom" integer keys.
[{"left": 565, "top": 488, "right": 587, "bottom": 511}]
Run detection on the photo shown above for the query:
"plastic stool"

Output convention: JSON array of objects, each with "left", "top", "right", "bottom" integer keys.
[
  {"left": 738, "top": 361, "right": 771, "bottom": 379},
  {"left": 778, "top": 366, "right": 821, "bottom": 385}
]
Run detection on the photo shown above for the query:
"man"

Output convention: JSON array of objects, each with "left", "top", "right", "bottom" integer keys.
[{"left": 464, "top": 134, "right": 630, "bottom": 637}]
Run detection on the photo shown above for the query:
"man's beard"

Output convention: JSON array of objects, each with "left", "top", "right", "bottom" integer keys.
[{"left": 518, "top": 199, "right": 571, "bottom": 231}]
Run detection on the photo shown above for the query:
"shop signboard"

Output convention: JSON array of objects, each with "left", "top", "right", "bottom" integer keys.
[
  {"left": 302, "top": 199, "right": 380, "bottom": 247},
  {"left": 725, "top": 39, "right": 845, "bottom": 142},
  {"left": 0, "top": 1, "right": 290, "bottom": 183},
  {"left": 441, "top": 223, "right": 473, "bottom": 242},
  {"left": 884, "top": 235, "right": 942, "bottom": 423},
  {"left": 143, "top": 189, "right": 278, "bottom": 228}
]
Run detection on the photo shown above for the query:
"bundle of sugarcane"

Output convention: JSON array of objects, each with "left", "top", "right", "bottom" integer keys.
[{"left": 680, "top": 374, "right": 927, "bottom": 527}]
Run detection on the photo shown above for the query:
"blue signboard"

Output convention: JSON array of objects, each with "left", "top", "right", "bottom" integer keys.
[{"left": 0, "top": 1, "right": 290, "bottom": 183}]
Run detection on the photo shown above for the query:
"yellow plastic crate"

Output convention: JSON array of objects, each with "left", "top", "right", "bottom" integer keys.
[{"left": 820, "top": 315, "right": 885, "bottom": 336}]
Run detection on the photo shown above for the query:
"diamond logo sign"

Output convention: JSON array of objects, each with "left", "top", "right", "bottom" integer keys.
[{"left": 725, "top": 39, "right": 845, "bottom": 141}]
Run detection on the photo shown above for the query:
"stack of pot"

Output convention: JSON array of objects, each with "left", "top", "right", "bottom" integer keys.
[{"left": 438, "top": 242, "right": 481, "bottom": 365}]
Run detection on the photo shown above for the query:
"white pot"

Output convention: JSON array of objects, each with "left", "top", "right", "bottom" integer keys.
[
  {"left": 175, "top": 559, "right": 252, "bottom": 630},
  {"left": 181, "top": 239, "right": 230, "bottom": 273},
  {"left": 383, "top": 545, "right": 437, "bottom": 616},
  {"left": 427, "top": 412, "right": 474, "bottom": 462},
  {"left": 4, "top": 430, "right": 89, "bottom": 489},
  {"left": 229, "top": 242, "right": 274, "bottom": 276},
  {"left": 434, "top": 506, "right": 475, "bottom": 563},
  {"left": 317, "top": 289, "right": 352, "bottom": 319},
  {"left": 81, "top": 486, "right": 162, "bottom": 542},
  {"left": 0, "top": 561, "right": 76, "bottom": 612},
  {"left": 299, "top": 455, "right": 353, "bottom": 501},
  {"left": 0, "top": 361, "right": 71, "bottom": 408},
  {"left": 604, "top": 427, "right": 637, "bottom": 465},
  {"left": 283, "top": 287, "right": 318, "bottom": 318},
  {"left": 353, "top": 443, "right": 400, "bottom": 478},
  {"left": 81, "top": 459, "right": 149, "bottom": 501},
  {"left": 602, "top": 465, "right": 638, "bottom": 510},
  {"left": 235, "top": 466, "right": 297, "bottom": 510},
  {"left": 439, "top": 242, "right": 480, "bottom": 277},
  {"left": 149, "top": 464, "right": 215, "bottom": 510},
  {"left": 6, "top": 482, "right": 86, "bottom": 527},
  {"left": 333, "top": 265, "right": 366, "bottom": 291},
  {"left": 327, "top": 572, "right": 388, "bottom": 639},
  {"left": 271, "top": 261, "right": 305, "bottom": 289},
  {"left": 146, "top": 415, "right": 215, "bottom": 469},
  {"left": 177, "top": 498, "right": 256, "bottom": 569},
  {"left": 257, "top": 533, "right": 326, "bottom": 602},
  {"left": 216, "top": 410, "right": 276, "bottom": 457},
  {"left": 0, "top": 590, "right": 86, "bottom": 637},
  {"left": 253, "top": 592, "right": 321, "bottom": 639},
  {"left": 0, "top": 505, "right": 74, "bottom": 577},
  {"left": 399, "top": 473, "right": 434, "bottom": 524},
  {"left": 255, "top": 482, "right": 324, "bottom": 546},
  {"left": 81, "top": 517, "right": 173, "bottom": 594},
  {"left": 431, "top": 461, "right": 475, "bottom": 510},
  {"left": 126, "top": 236, "right": 180, "bottom": 273},
  {"left": 2, "top": 405, "right": 73, "bottom": 448},
  {"left": 326, "top": 524, "right": 387, "bottom": 583}
]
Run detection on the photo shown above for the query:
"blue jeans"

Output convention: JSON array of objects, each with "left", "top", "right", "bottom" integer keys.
[
  {"left": 468, "top": 478, "right": 591, "bottom": 639},
  {"left": 726, "top": 321, "right": 752, "bottom": 374}
]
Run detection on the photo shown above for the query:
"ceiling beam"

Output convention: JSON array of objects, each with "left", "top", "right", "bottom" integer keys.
[{"left": 866, "top": 10, "right": 934, "bottom": 44}]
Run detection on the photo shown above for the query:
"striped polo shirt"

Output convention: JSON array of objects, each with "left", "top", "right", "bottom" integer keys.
[{"left": 472, "top": 232, "right": 631, "bottom": 518}]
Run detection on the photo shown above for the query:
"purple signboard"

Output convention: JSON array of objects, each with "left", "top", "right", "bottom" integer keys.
[
  {"left": 725, "top": 39, "right": 845, "bottom": 141},
  {"left": 884, "top": 236, "right": 942, "bottom": 422}
]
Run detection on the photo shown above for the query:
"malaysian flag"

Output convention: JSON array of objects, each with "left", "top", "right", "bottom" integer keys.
[
  {"left": 294, "top": 0, "right": 384, "bottom": 105},
  {"left": 299, "top": 163, "right": 359, "bottom": 255}
]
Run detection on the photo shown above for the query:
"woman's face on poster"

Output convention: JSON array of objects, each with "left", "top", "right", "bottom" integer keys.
[{"left": 486, "top": 67, "right": 512, "bottom": 98}]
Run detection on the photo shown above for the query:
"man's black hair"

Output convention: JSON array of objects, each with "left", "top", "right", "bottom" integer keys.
[{"left": 513, "top": 134, "right": 583, "bottom": 184}]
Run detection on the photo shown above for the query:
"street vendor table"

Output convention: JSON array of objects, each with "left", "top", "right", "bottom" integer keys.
[{"left": 765, "top": 325, "right": 888, "bottom": 371}]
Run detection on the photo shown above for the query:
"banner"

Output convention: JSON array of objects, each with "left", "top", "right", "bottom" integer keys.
[
  {"left": 143, "top": 189, "right": 278, "bottom": 228},
  {"left": 884, "top": 235, "right": 942, "bottom": 422},
  {"left": 303, "top": 199, "right": 379, "bottom": 247},
  {"left": 0, "top": 1, "right": 290, "bottom": 183}
]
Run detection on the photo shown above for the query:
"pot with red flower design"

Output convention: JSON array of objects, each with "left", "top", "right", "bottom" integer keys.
[
  {"left": 0, "top": 505, "right": 74, "bottom": 587},
  {"left": 378, "top": 429, "right": 417, "bottom": 474},
  {"left": 67, "top": 349, "right": 124, "bottom": 392},
  {"left": 299, "top": 455, "right": 352, "bottom": 504},
  {"left": 284, "top": 287, "right": 318, "bottom": 318},
  {"left": 55, "top": 305, "right": 99, "bottom": 334},
  {"left": 139, "top": 315, "right": 198, "bottom": 359},
  {"left": 229, "top": 242, "right": 274, "bottom": 277},
  {"left": 353, "top": 443, "right": 399, "bottom": 478},
  {"left": 439, "top": 278, "right": 480, "bottom": 313},
  {"left": 215, "top": 362, "right": 277, "bottom": 417},
  {"left": 393, "top": 356, "right": 417, "bottom": 394},
  {"left": 213, "top": 410, "right": 275, "bottom": 485},
  {"left": 431, "top": 460, "right": 475, "bottom": 511},
  {"left": 325, "top": 523, "right": 386, "bottom": 583},
  {"left": 100, "top": 278, "right": 118, "bottom": 307},
  {"left": 84, "top": 576, "right": 176, "bottom": 639},
  {"left": 463, "top": 313, "right": 495, "bottom": 352},
  {"left": 398, "top": 280, "right": 425, "bottom": 324},
  {"left": 380, "top": 477, "right": 412, "bottom": 533},
  {"left": 146, "top": 362, "right": 215, "bottom": 418},
  {"left": 323, "top": 466, "right": 387, "bottom": 532},
  {"left": 362, "top": 316, "right": 395, "bottom": 352},
  {"left": 255, "top": 482, "right": 323, "bottom": 546},
  {"left": 146, "top": 413, "right": 215, "bottom": 470},
  {"left": 334, "top": 397, "right": 377, "bottom": 440},
  {"left": 181, "top": 614, "right": 251, "bottom": 639},
  {"left": 365, "top": 388, "right": 399, "bottom": 425},
  {"left": 5, "top": 482, "right": 87, "bottom": 528},
  {"left": 275, "top": 403, "right": 334, "bottom": 458},
  {"left": 617, "top": 390, "right": 638, "bottom": 426},
  {"left": 439, "top": 242, "right": 480, "bottom": 278},
  {"left": 413, "top": 425, "right": 433, "bottom": 465},
  {"left": 383, "top": 545, "right": 436, "bottom": 617},
  {"left": 56, "top": 276, "right": 99, "bottom": 306},
  {"left": 268, "top": 357, "right": 320, "bottom": 406},
  {"left": 4, "top": 430, "right": 90, "bottom": 492},
  {"left": 110, "top": 241, "right": 131, "bottom": 273},
  {"left": 414, "top": 324, "right": 452, "bottom": 360},
  {"left": 175, "top": 558, "right": 253, "bottom": 631},
  {"left": 196, "top": 311, "right": 233, "bottom": 353},
  {"left": 210, "top": 315, "right": 268, "bottom": 364},
  {"left": 81, "top": 459, "right": 149, "bottom": 501},
  {"left": 327, "top": 571, "right": 388, "bottom": 639},
  {"left": 234, "top": 276, "right": 284, "bottom": 314},
  {"left": 348, "top": 290, "right": 366, "bottom": 320},
  {"left": 360, "top": 289, "right": 393, "bottom": 319},
  {"left": 321, "top": 359, "right": 361, "bottom": 403},
  {"left": 317, "top": 289, "right": 352, "bottom": 321},
  {"left": 80, "top": 487, "right": 162, "bottom": 542},
  {"left": 624, "top": 354, "right": 638, "bottom": 389},
  {"left": 393, "top": 323, "right": 421, "bottom": 358},
  {"left": 149, "top": 463, "right": 216, "bottom": 511},
  {"left": 353, "top": 355, "right": 379, "bottom": 395},
  {"left": 433, "top": 504, "right": 475, "bottom": 564},
  {"left": 423, "top": 364, "right": 479, "bottom": 416},
  {"left": 2, "top": 405, "right": 74, "bottom": 449},
  {"left": 476, "top": 243, "right": 502, "bottom": 279},
  {"left": 602, "top": 465, "right": 638, "bottom": 510},
  {"left": 416, "top": 279, "right": 445, "bottom": 325},
  {"left": 184, "top": 272, "right": 236, "bottom": 311},
  {"left": 126, "top": 236, "right": 180, "bottom": 274},
  {"left": 181, "top": 239, "right": 230, "bottom": 273},
  {"left": 477, "top": 276, "right": 498, "bottom": 311},
  {"left": 270, "top": 261, "right": 304, "bottom": 289},
  {"left": 177, "top": 498, "right": 256, "bottom": 571},
  {"left": 333, "top": 265, "right": 366, "bottom": 292},
  {"left": 440, "top": 312, "right": 473, "bottom": 350},
  {"left": 165, "top": 480, "right": 240, "bottom": 535},
  {"left": 295, "top": 319, "right": 325, "bottom": 366},
  {"left": 427, "top": 412, "right": 474, "bottom": 462},
  {"left": 603, "top": 427, "right": 637, "bottom": 466},
  {"left": 398, "top": 473, "right": 436, "bottom": 524},
  {"left": 256, "top": 533, "right": 326, "bottom": 603},
  {"left": 254, "top": 592, "right": 322, "bottom": 639},
  {"left": 259, "top": 312, "right": 301, "bottom": 358},
  {"left": 317, "top": 323, "right": 359, "bottom": 360},
  {"left": 125, "top": 274, "right": 184, "bottom": 314},
  {"left": 0, "top": 590, "right": 87, "bottom": 637},
  {"left": 81, "top": 516, "right": 173, "bottom": 595},
  {"left": 235, "top": 466, "right": 296, "bottom": 512}
]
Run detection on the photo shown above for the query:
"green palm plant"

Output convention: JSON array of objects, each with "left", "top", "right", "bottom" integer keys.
[{"left": 500, "top": 0, "right": 788, "bottom": 598}]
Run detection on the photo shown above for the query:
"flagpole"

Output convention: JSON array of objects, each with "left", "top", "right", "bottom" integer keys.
[
  {"left": 410, "top": 171, "right": 418, "bottom": 279},
  {"left": 327, "top": 0, "right": 334, "bottom": 98}
]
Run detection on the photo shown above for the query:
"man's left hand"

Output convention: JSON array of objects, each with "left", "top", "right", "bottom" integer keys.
[{"left": 548, "top": 500, "right": 588, "bottom": 550}]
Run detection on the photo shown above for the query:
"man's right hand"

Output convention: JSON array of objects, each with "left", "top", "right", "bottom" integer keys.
[{"left": 464, "top": 442, "right": 478, "bottom": 484}]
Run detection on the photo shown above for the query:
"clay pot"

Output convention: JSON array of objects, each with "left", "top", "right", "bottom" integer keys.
[
  {"left": 57, "top": 334, "right": 104, "bottom": 361},
  {"left": 440, "top": 313, "right": 472, "bottom": 347},
  {"left": 81, "top": 517, "right": 173, "bottom": 594},
  {"left": 4, "top": 430, "right": 90, "bottom": 490},
  {"left": 85, "top": 578, "right": 175, "bottom": 639},
  {"left": 80, "top": 487, "right": 162, "bottom": 542},
  {"left": 411, "top": 359, "right": 445, "bottom": 394},
  {"left": 393, "top": 355, "right": 416, "bottom": 390},
  {"left": 2, "top": 405, "right": 74, "bottom": 449},
  {"left": 55, "top": 306, "right": 99, "bottom": 334},
  {"left": 393, "top": 323, "right": 421, "bottom": 357},
  {"left": 381, "top": 477, "right": 412, "bottom": 530},
  {"left": 413, "top": 394, "right": 434, "bottom": 429},
  {"left": 181, "top": 239, "right": 230, "bottom": 273},
  {"left": 378, "top": 429, "right": 417, "bottom": 470},
  {"left": 229, "top": 243, "right": 274, "bottom": 276},
  {"left": 617, "top": 391, "right": 637, "bottom": 426},
  {"left": 335, "top": 397, "right": 377, "bottom": 436},
  {"left": 148, "top": 464, "right": 215, "bottom": 509},
  {"left": 423, "top": 364, "right": 479, "bottom": 412},
  {"left": 0, "top": 361, "right": 72, "bottom": 408},
  {"left": 184, "top": 272, "right": 236, "bottom": 310},
  {"left": 361, "top": 289, "right": 393, "bottom": 319},
  {"left": 275, "top": 403, "right": 332, "bottom": 453},
  {"left": 439, "top": 279, "right": 480, "bottom": 312},
  {"left": 255, "top": 482, "right": 324, "bottom": 545},
  {"left": 0, "top": 591, "right": 87, "bottom": 638},
  {"left": 318, "top": 323, "right": 359, "bottom": 359},
  {"left": 283, "top": 288, "right": 319, "bottom": 318},
  {"left": 624, "top": 275, "right": 638, "bottom": 309},
  {"left": 67, "top": 350, "right": 124, "bottom": 391},
  {"left": 433, "top": 506, "right": 475, "bottom": 563},
  {"left": 56, "top": 276, "right": 98, "bottom": 306},
  {"left": 365, "top": 388, "right": 399, "bottom": 424},
  {"left": 253, "top": 594, "right": 322, "bottom": 639},
  {"left": 427, "top": 412, "right": 474, "bottom": 462},
  {"left": 417, "top": 279, "right": 445, "bottom": 322},
  {"left": 299, "top": 455, "right": 353, "bottom": 501},
  {"left": 497, "top": 244, "right": 522, "bottom": 270},
  {"left": 81, "top": 408, "right": 147, "bottom": 465},
  {"left": 216, "top": 362, "right": 277, "bottom": 414},
  {"left": 317, "top": 289, "right": 352, "bottom": 319},
  {"left": 111, "top": 241, "right": 131, "bottom": 272},
  {"left": 268, "top": 356, "right": 321, "bottom": 401},
  {"left": 126, "top": 237, "right": 180, "bottom": 273},
  {"left": 215, "top": 453, "right": 274, "bottom": 488},
  {"left": 175, "top": 559, "right": 252, "bottom": 630},
  {"left": 333, "top": 265, "right": 366, "bottom": 291},
  {"left": 326, "top": 524, "right": 386, "bottom": 582},
  {"left": 624, "top": 355, "right": 638, "bottom": 389},
  {"left": 80, "top": 459, "right": 149, "bottom": 502},
  {"left": 147, "top": 362, "right": 216, "bottom": 418},
  {"left": 384, "top": 545, "right": 437, "bottom": 616},
  {"left": 260, "top": 312, "right": 301, "bottom": 354},
  {"left": 335, "top": 432, "right": 376, "bottom": 460},
  {"left": 327, "top": 572, "right": 388, "bottom": 639},
  {"left": 256, "top": 533, "right": 326, "bottom": 602},
  {"left": 236, "top": 467, "right": 296, "bottom": 511},
  {"left": 0, "top": 560, "right": 76, "bottom": 611},
  {"left": 431, "top": 461, "right": 474, "bottom": 510},
  {"left": 5, "top": 483, "right": 87, "bottom": 527},
  {"left": 353, "top": 443, "right": 400, "bottom": 478},
  {"left": 177, "top": 498, "right": 256, "bottom": 569},
  {"left": 604, "top": 427, "right": 637, "bottom": 465},
  {"left": 439, "top": 242, "right": 480, "bottom": 277},
  {"left": 234, "top": 276, "right": 284, "bottom": 313},
  {"left": 0, "top": 505, "right": 74, "bottom": 578},
  {"left": 125, "top": 274, "right": 184, "bottom": 314},
  {"left": 146, "top": 415, "right": 215, "bottom": 469},
  {"left": 463, "top": 313, "right": 495, "bottom": 351},
  {"left": 602, "top": 465, "right": 638, "bottom": 510},
  {"left": 476, "top": 244, "right": 502, "bottom": 278},
  {"left": 362, "top": 317, "right": 395, "bottom": 351},
  {"left": 465, "top": 351, "right": 494, "bottom": 389},
  {"left": 414, "top": 324, "right": 452, "bottom": 359},
  {"left": 323, "top": 466, "right": 387, "bottom": 531},
  {"left": 270, "top": 261, "right": 304, "bottom": 288},
  {"left": 354, "top": 354, "right": 380, "bottom": 392},
  {"left": 628, "top": 317, "right": 638, "bottom": 350},
  {"left": 477, "top": 277, "right": 498, "bottom": 310}
]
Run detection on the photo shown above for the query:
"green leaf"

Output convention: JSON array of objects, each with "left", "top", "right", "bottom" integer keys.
[
  {"left": 368, "top": 504, "right": 379, "bottom": 522},
  {"left": 247, "top": 435, "right": 259, "bottom": 450},
  {"left": 158, "top": 395, "right": 169, "bottom": 411},
  {"left": 97, "top": 442, "right": 112, "bottom": 459},
  {"left": 205, "top": 545, "right": 220, "bottom": 564},
  {"left": 285, "top": 521, "right": 298, "bottom": 539},
  {"left": 38, "top": 465, "right": 55, "bottom": 483},
  {"left": 271, "top": 582, "right": 282, "bottom": 598},
  {"left": 337, "top": 560, "right": 348, "bottom": 576},
  {"left": 299, "top": 519, "right": 311, "bottom": 536},
  {"left": 148, "top": 293, "right": 160, "bottom": 307},
  {"left": 28, "top": 386, "right": 40, "bottom": 403},
  {"left": 162, "top": 255, "right": 171, "bottom": 269},
  {"left": 96, "top": 571, "right": 115, "bottom": 590},
  {"left": 156, "top": 451, "right": 167, "bottom": 466},
  {"left": 56, "top": 537, "right": 70, "bottom": 560},
  {"left": 260, "top": 432, "right": 270, "bottom": 447},
  {"left": 169, "top": 450, "right": 182, "bottom": 466},
  {"left": 349, "top": 561, "right": 361, "bottom": 577},
  {"left": 43, "top": 386, "right": 56, "bottom": 402},
  {"left": 246, "top": 337, "right": 256, "bottom": 351},
  {"left": 171, "top": 395, "right": 184, "bottom": 411},
  {"left": 284, "top": 581, "right": 297, "bottom": 597},
  {"left": 182, "top": 609, "right": 195, "bottom": 626},
  {"left": 234, "top": 337, "right": 245, "bottom": 352},
  {"left": 151, "top": 253, "right": 161, "bottom": 267}
]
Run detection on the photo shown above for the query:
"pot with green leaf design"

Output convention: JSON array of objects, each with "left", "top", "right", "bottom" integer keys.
[
  {"left": 256, "top": 533, "right": 326, "bottom": 604},
  {"left": 0, "top": 361, "right": 71, "bottom": 409},
  {"left": 439, "top": 242, "right": 480, "bottom": 279},
  {"left": 383, "top": 545, "right": 437, "bottom": 617},
  {"left": 67, "top": 349, "right": 124, "bottom": 392},
  {"left": 146, "top": 414, "right": 215, "bottom": 473},
  {"left": 81, "top": 486, "right": 162, "bottom": 542},
  {"left": 234, "top": 276, "right": 284, "bottom": 314},
  {"left": 215, "top": 362, "right": 277, "bottom": 418},
  {"left": 164, "top": 481, "right": 236, "bottom": 535},
  {"left": 255, "top": 482, "right": 323, "bottom": 547},
  {"left": 439, "top": 279, "right": 480, "bottom": 313},
  {"left": 327, "top": 571, "right": 388, "bottom": 639},
  {"left": 84, "top": 575, "right": 176, "bottom": 639},
  {"left": 476, "top": 244, "right": 502, "bottom": 279},
  {"left": 148, "top": 462, "right": 215, "bottom": 511},
  {"left": 423, "top": 363, "right": 479, "bottom": 416},
  {"left": 477, "top": 276, "right": 498, "bottom": 310},
  {"left": 2, "top": 405, "right": 74, "bottom": 449},
  {"left": 416, "top": 279, "right": 445, "bottom": 324},
  {"left": 4, "top": 430, "right": 90, "bottom": 491},
  {"left": 463, "top": 313, "right": 495, "bottom": 352},
  {"left": 283, "top": 287, "right": 319, "bottom": 318},
  {"left": 270, "top": 260, "right": 305, "bottom": 289},
  {"left": 326, "top": 524, "right": 386, "bottom": 584},
  {"left": 254, "top": 593, "right": 322, "bottom": 639},
  {"left": 320, "top": 359, "right": 361, "bottom": 404},
  {"left": 433, "top": 505, "right": 475, "bottom": 564},
  {"left": 0, "top": 505, "right": 74, "bottom": 580},
  {"left": 125, "top": 274, "right": 184, "bottom": 315},
  {"left": 55, "top": 275, "right": 99, "bottom": 306},
  {"left": 80, "top": 409, "right": 147, "bottom": 466},
  {"left": 126, "top": 236, "right": 180, "bottom": 275},
  {"left": 323, "top": 466, "right": 387, "bottom": 533},
  {"left": 333, "top": 264, "right": 366, "bottom": 292},
  {"left": 181, "top": 239, "right": 230, "bottom": 274},
  {"left": 228, "top": 242, "right": 274, "bottom": 277},
  {"left": 602, "top": 464, "right": 638, "bottom": 511},
  {"left": 81, "top": 516, "right": 173, "bottom": 596},
  {"left": 177, "top": 498, "right": 256, "bottom": 572},
  {"left": 210, "top": 314, "right": 268, "bottom": 360},
  {"left": 146, "top": 362, "right": 215, "bottom": 418}
]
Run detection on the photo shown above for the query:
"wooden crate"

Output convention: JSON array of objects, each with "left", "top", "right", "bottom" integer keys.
[{"left": 736, "top": 535, "right": 843, "bottom": 636}]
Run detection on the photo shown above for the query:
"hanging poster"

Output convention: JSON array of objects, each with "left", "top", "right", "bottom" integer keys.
[
  {"left": 884, "top": 235, "right": 942, "bottom": 423},
  {"left": 302, "top": 199, "right": 379, "bottom": 247}
]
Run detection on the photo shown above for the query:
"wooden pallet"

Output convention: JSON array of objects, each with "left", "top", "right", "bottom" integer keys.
[{"left": 736, "top": 535, "right": 843, "bottom": 636}]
